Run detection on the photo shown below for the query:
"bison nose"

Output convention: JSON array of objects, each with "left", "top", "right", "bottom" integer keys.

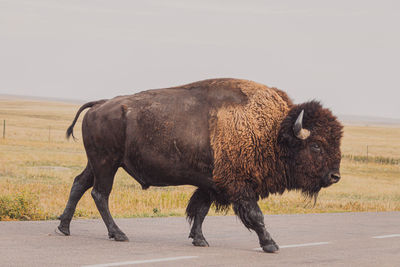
[{"left": 329, "top": 172, "right": 341, "bottom": 183}]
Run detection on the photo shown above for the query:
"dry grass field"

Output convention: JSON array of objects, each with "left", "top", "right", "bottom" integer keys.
[{"left": 1, "top": 96, "right": 399, "bottom": 221}]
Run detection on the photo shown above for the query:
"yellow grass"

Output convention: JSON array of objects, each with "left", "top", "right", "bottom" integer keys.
[
  {"left": 341, "top": 125, "right": 400, "bottom": 158},
  {"left": 0, "top": 96, "right": 399, "bottom": 220}
]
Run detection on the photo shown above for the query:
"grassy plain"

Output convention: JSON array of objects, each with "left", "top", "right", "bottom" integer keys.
[{"left": 0, "top": 96, "right": 399, "bottom": 220}]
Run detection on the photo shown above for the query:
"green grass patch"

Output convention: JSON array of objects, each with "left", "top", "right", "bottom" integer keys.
[{"left": 0, "top": 191, "right": 50, "bottom": 221}]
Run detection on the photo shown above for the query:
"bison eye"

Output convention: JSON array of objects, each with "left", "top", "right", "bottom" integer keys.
[{"left": 310, "top": 143, "right": 321, "bottom": 153}]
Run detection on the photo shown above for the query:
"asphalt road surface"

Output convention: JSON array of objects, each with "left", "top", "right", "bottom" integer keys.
[{"left": 0, "top": 212, "right": 399, "bottom": 266}]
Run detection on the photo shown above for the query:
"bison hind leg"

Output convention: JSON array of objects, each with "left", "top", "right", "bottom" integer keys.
[
  {"left": 186, "top": 188, "right": 212, "bottom": 247},
  {"left": 89, "top": 154, "right": 128, "bottom": 242},
  {"left": 57, "top": 164, "right": 94, "bottom": 236}
]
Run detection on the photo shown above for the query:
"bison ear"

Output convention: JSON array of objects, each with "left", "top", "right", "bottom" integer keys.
[{"left": 293, "top": 110, "right": 310, "bottom": 140}]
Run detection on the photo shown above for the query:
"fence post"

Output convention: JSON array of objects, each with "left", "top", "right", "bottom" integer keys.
[
  {"left": 2, "top": 120, "right": 5, "bottom": 139},
  {"left": 366, "top": 145, "right": 369, "bottom": 163}
]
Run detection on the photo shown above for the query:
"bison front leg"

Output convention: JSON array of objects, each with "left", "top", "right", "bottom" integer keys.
[
  {"left": 233, "top": 199, "right": 279, "bottom": 253},
  {"left": 186, "top": 188, "right": 212, "bottom": 247}
]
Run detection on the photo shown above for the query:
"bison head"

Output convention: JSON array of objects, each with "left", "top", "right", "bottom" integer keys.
[{"left": 278, "top": 101, "right": 343, "bottom": 198}]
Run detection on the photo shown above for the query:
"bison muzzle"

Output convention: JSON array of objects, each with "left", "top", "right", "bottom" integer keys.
[{"left": 57, "top": 78, "right": 343, "bottom": 253}]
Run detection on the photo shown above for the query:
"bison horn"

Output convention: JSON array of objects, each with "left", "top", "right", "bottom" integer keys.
[{"left": 293, "top": 110, "right": 310, "bottom": 140}]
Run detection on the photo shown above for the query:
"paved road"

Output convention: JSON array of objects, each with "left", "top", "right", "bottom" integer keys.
[{"left": 0, "top": 212, "right": 399, "bottom": 266}]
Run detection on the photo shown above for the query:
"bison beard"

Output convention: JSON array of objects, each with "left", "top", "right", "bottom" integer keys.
[{"left": 57, "top": 78, "right": 343, "bottom": 253}]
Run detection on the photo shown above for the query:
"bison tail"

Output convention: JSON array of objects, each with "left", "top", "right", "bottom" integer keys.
[{"left": 66, "top": 99, "right": 107, "bottom": 140}]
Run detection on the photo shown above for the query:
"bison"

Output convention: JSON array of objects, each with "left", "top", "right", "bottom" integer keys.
[{"left": 57, "top": 78, "right": 343, "bottom": 253}]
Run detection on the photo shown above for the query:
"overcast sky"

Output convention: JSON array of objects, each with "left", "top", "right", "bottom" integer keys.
[{"left": 1, "top": 0, "right": 399, "bottom": 119}]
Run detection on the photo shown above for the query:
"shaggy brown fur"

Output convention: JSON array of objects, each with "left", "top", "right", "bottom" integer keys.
[
  {"left": 208, "top": 79, "right": 343, "bottom": 203},
  {"left": 209, "top": 79, "right": 293, "bottom": 201}
]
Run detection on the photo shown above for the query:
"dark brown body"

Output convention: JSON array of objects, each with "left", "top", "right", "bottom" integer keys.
[
  {"left": 83, "top": 80, "right": 249, "bottom": 190},
  {"left": 58, "top": 78, "right": 343, "bottom": 253}
]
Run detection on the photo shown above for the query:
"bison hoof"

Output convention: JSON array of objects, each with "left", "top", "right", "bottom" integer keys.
[
  {"left": 56, "top": 225, "right": 70, "bottom": 236},
  {"left": 262, "top": 240, "right": 279, "bottom": 253},
  {"left": 109, "top": 232, "right": 129, "bottom": 242},
  {"left": 192, "top": 239, "right": 209, "bottom": 247}
]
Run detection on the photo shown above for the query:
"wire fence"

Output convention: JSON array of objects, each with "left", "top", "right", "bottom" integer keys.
[
  {"left": 342, "top": 154, "right": 400, "bottom": 165},
  {"left": 1, "top": 119, "right": 82, "bottom": 144}
]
